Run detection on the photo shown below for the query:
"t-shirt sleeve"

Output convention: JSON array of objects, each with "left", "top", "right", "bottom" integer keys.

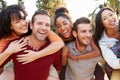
[{"left": 0, "top": 39, "right": 9, "bottom": 53}]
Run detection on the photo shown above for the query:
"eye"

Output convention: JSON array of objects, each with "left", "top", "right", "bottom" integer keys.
[
  {"left": 102, "top": 17, "right": 107, "bottom": 21},
  {"left": 89, "top": 30, "right": 92, "bottom": 33},
  {"left": 56, "top": 25, "right": 61, "bottom": 29},
  {"left": 109, "top": 13, "right": 113, "bottom": 17},
  {"left": 14, "top": 19, "right": 20, "bottom": 23},
  {"left": 63, "top": 22, "right": 67, "bottom": 25},
  {"left": 46, "top": 23, "right": 50, "bottom": 27},
  {"left": 81, "top": 30, "right": 86, "bottom": 33}
]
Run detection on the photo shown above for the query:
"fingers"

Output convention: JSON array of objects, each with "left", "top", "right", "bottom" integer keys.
[
  {"left": 17, "top": 38, "right": 25, "bottom": 43},
  {"left": 17, "top": 52, "right": 31, "bottom": 64},
  {"left": 17, "top": 56, "right": 31, "bottom": 64},
  {"left": 23, "top": 50, "right": 30, "bottom": 53},
  {"left": 17, "top": 55, "right": 28, "bottom": 64}
]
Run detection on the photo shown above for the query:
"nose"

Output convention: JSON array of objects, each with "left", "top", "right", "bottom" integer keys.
[
  {"left": 86, "top": 31, "right": 92, "bottom": 37},
  {"left": 108, "top": 16, "right": 113, "bottom": 21},
  {"left": 61, "top": 25, "right": 65, "bottom": 30},
  {"left": 40, "top": 25, "right": 49, "bottom": 32},
  {"left": 22, "top": 19, "right": 28, "bottom": 26},
  {"left": 41, "top": 25, "right": 47, "bottom": 30}
]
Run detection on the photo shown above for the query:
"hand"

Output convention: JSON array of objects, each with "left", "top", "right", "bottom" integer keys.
[
  {"left": 62, "top": 46, "right": 69, "bottom": 57},
  {"left": 5, "top": 38, "right": 27, "bottom": 55},
  {"left": 67, "top": 52, "right": 77, "bottom": 60},
  {"left": 17, "top": 50, "right": 37, "bottom": 64}
]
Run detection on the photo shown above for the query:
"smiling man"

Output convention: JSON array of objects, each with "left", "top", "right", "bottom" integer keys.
[
  {"left": 0, "top": 10, "right": 61, "bottom": 80},
  {"left": 65, "top": 17, "right": 102, "bottom": 80}
]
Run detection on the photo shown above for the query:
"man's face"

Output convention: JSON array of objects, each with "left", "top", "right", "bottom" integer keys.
[
  {"left": 31, "top": 14, "right": 51, "bottom": 41},
  {"left": 73, "top": 23, "right": 92, "bottom": 46}
]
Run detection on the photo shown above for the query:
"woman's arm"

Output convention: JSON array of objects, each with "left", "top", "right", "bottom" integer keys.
[
  {"left": 61, "top": 46, "right": 69, "bottom": 66},
  {"left": 68, "top": 38, "right": 101, "bottom": 60},
  {"left": 17, "top": 30, "right": 64, "bottom": 64},
  {"left": 0, "top": 38, "right": 26, "bottom": 66},
  {"left": 100, "top": 44, "right": 120, "bottom": 69}
]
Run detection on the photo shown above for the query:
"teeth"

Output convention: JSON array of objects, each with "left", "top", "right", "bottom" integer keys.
[
  {"left": 110, "top": 21, "right": 117, "bottom": 26},
  {"left": 111, "top": 22, "right": 115, "bottom": 25},
  {"left": 22, "top": 27, "right": 27, "bottom": 30},
  {"left": 115, "top": 22, "right": 118, "bottom": 27},
  {"left": 63, "top": 31, "right": 67, "bottom": 34}
]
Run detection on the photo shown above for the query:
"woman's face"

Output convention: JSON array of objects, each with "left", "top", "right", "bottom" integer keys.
[
  {"left": 56, "top": 16, "right": 72, "bottom": 38},
  {"left": 11, "top": 11, "right": 28, "bottom": 36},
  {"left": 101, "top": 9, "right": 118, "bottom": 30}
]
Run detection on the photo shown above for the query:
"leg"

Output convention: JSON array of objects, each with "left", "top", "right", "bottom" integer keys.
[
  {"left": 105, "top": 63, "right": 113, "bottom": 79},
  {"left": 47, "top": 76, "right": 59, "bottom": 80},
  {"left": 0, "top": 68, "right": 14, "bottom": 80},
  {"left": 110, "top": 69, "right": 120, "bottom": 80},
  {"left": 59, "top": 66, "right": 66, "bottom": 80},
  {"left": 94, "top": 63, "right": 105, "bottom": 80},
  {"left": 47, "top": 65, "right": 59, "bottom": 80},
  {"left": 0, "top": 61, "right": 14, "bottom": 80}
]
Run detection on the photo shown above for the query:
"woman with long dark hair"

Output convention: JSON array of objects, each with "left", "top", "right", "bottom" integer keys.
[{"left": 94, "top": 7, "right": 120, "bottom": 80}]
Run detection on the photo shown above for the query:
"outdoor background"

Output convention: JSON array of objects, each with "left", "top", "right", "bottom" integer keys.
[
  {"left": 0, "top": 0, "right": 120, "bottom": 80},
  {"left": 1, "top": 0, "right": 120, "bottom": 21}
]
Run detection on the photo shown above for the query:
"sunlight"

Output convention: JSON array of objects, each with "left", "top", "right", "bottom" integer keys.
[
  {"left": 4, "top": 0, "right": 106, "bottom": 21},
  {"left": 65, "top": 0, "right": 106, "bottom": 22}
]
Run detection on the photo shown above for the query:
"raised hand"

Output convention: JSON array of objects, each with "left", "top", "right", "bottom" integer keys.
[{"left": 5, "top": 38, "right": 27, "bottom": 55}]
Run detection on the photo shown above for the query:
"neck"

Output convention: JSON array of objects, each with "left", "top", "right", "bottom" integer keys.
[
  {"left": 105, "top": 29, "right": 119, "bottom": 38},
  {"left": 61, "top": 34, "right": 74, "bottom": 42},
  {"left": 26, "top": 35, "right": 46, "bottom": 50},
  {"left": 75, "top": 40, "right": 86, "bottom": 52}
]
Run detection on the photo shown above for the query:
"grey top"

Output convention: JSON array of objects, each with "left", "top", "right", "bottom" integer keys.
[{"left": 65, "top": 41, "right": 102, "bottom": 80}]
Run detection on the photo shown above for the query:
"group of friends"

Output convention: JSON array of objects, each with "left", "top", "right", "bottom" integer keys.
[{"left": 0, "top": 4, "right": 120, "bottom": 80}]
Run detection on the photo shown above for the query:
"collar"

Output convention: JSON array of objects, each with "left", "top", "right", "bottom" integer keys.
[
  {"left": 99, "top": 31, "right": 118, "bottom": 48},
  {"left": 71, "top": 41, "right": 91, "bottom": 53}
]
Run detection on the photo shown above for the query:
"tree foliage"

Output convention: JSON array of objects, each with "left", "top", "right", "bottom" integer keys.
[
  {"left": 107, "top": 0, "right": 120, "bottom": 17},
  {"left": 0, "top": 0, "right": 7, "bottom": 11},
  {"left": 17, "top": 0, "right": 25, "bottom": 9}
]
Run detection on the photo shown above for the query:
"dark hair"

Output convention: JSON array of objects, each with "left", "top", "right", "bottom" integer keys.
[
  {"left": 54, "top": 13, "right": 72, "bottom": 27},
  {"left": 0, "top": 4, "right": 27, "bottom": 39},
  {"left": 31, "top": 10, "right": 50, "bottom": 24},
  {"left": 94, "top": 7, "right": 114, "bottom": 47},
  {"left": 55, "top": 7, "right": 69, "bottom": 15},
  {"left": 118, "top": 20, "right": 120, "bottom": 31},
  {"left": 73, "top": 17, "right": 91, "bottom": 32}
]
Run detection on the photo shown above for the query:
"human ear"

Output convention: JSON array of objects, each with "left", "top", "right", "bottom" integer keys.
[{"left": 72, "top": 30, "right": 77, "bottom": 38}]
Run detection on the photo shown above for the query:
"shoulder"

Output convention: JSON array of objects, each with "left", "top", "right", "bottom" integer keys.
[{"left": 66, "top": 41, "right": 75, "bottom": 47}]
